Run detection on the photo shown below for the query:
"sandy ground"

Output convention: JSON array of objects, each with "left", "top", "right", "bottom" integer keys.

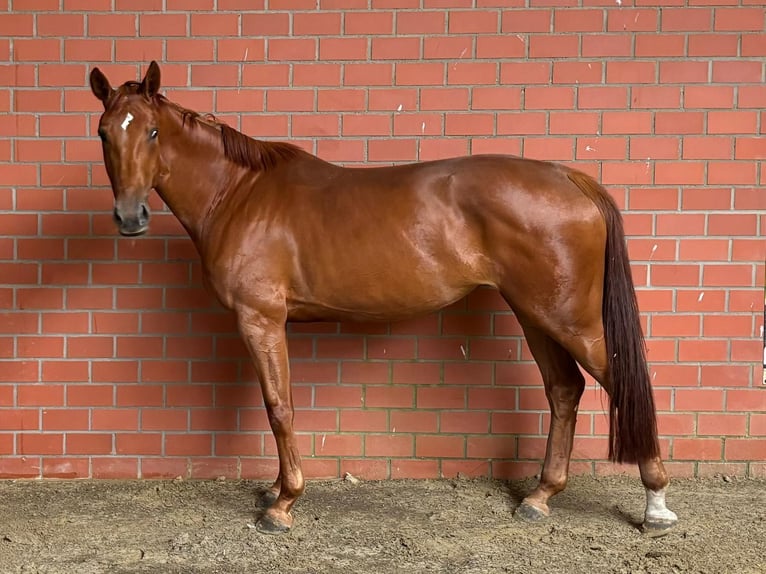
[{"left": 0, "top": 475, "right": 763, "bottom": 574}]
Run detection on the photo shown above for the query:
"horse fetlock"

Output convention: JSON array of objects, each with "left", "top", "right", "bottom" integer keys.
[{"left": 258, "top": 488, "right": 279, "bottom": 509}]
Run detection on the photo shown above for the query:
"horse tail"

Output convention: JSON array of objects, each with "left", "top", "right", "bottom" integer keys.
[{"left": 567, "top": 170, "right": 660, "bottom": 464}]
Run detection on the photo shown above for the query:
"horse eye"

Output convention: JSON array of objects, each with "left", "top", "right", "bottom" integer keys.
[{"left": 149, "top": 128, "right": 158, "bottom": 140}]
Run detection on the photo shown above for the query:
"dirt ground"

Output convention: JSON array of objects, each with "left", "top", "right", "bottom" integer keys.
[{"left": 0, "top": 475, "right": 763, "bottom": 574}]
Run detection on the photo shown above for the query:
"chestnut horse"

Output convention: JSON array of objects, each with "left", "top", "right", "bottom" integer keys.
[{"left": 90, "top": 62, "right": 677, "bottom": 535}]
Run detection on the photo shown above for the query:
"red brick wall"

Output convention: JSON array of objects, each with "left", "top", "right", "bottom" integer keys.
[{"left": 1, "top": 1, "right": 765, "bottom": 480}]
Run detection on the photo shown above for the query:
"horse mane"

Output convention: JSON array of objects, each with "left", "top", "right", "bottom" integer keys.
[
  {"left": 154, "top": 93, "right": 307, "bottom": 173},
  {"left": 219, "top": 123, "right": 306, "bottom": 172}
]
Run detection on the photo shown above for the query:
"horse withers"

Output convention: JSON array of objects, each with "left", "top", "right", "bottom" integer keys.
[{"left": 89, "top": 61, "right": 677, "bottom": 535}]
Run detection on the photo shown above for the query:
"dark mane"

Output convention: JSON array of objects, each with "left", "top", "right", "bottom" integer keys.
[
  {"left": 152, "top": 93, "right": 306, "bottom": 173},
  {"left": 219, "top": 123, "right": 307, "bottom": 172}
]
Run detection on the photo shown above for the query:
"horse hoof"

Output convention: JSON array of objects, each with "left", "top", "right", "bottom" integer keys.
[
  {"left": 514, "top": 501, "right": 549, "bottom": 522},
  {"left": 257, "top": 489, "right": 278, "bottom": 509},
  {"left": 641, "top": 519, "right": 676, "bottom": 538},
  {"left": 255, "top": 511, "right": 292, "bottom": 535}
]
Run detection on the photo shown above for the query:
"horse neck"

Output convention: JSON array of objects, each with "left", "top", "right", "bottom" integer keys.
[{"left": 154, "top": 102, "right": 240, "bottom": 248}]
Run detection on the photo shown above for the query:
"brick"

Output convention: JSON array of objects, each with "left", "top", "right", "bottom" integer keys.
[
  {"left": 0, "top": 410, "right": 39, "bottom": 431},
  {"left": 415, "top": 435, "right": 464, "bottom": 458},
  {"left": 420, "top": 137, "right": 469, "bottom": 159},
  {"left": 366, "top": 434, "right": 413, "bottom": 457},
  {"left": 635, "top": 34, "right": 684, "bottom": 57},
  {"left": 368, "top": 88, "right": 418, "bottom": 111},
  {"left": 752, "top": 415, "right": 766, "bottom": 437},
  {"left": 392, "top": 113, "right": 442, "bottom": 136},
  {"left": 655, "top": 161, "right": 706, "bottom": 185},
  {"left": 476, "top": 35, "right": 525, "bottom": 58},
  {"left": 581, "top": 35, "right": 632, "bottom": 57},
  {"left": 742, "top": 34, "right": 766, "bottom": 57},
  {"left": 396, "top": 11, "right": 445, "bottom": 34},
  {"left": 319, "top": 38, "right": 367, "bottom": 61},
  {"left": 165, "top": 434, "right": 212, "bottom": 456},
  {"left": 688, "top": 34, "right": 738, "bottom": 57},
  {"left": 553, "top": 61, "right": 602, "bottom": 85},
  {"left": 42, "top": 458, "right": 90, "bottom": 479},
  {"left": 14, "top": 39, "right": 61, "bottom": 61},
  {"left": 657, "top": 413, "right": 695, "bottom": 436},
  {"left": 500, "top": 62, "right": 551, "bottom": 85},
  {"left": 660, "top": 61, "right": 709, "bottom": 84},
  {"left": 316, "top": 434, "right": 363, "bottom": 457},
  {"left": 216, "top": 39, "right": 265, "bottom": 63},
  {"left": 342, "top": 114, "right": 391, "bottom": 136},
  {"left": 502, "top": 10, "right": 550, "bottom": 32},
  {"left": 449, "top": 10, "right": 498, "bottom": 33},
  {"left": 709, "top": 111, "right": 758, "bottom": 134},
  {"left": 0, "top": 14, "right": 34, "bottom": 36},
  {"left": 38, "top": 13, "right": 84, "bottom": 36},
  {"left": 650, "top": 264, "right": 702, "bottom": 288},
  {"left": 266, "top": 38, "right": 317, "bottom": 62},
  {"left": 678, "top": 239, "right": 730, "bottom": 263},
  {"left": 18, "top": 434, "right": 63, "bottom": 455},
  {"left": 368, "top": 138, "right": 417, "bottom": 161},
  {"left": 712, "top": 61, "right": 762, "bottom": 84},
  {"left": 725, "top": 439, "right": 766, "bottom": 461},
  {"left": 578, "top": 86, "right": 628, "bottom": 109},
  {"left": 714, "top": 8, "right": 764, "bottom": 32},
  {"left": 698, "top": 414, "right": 747, "bottom": 436},
  {"left": 682, "top": 136, "right": 732, "bottom": 160},
  {"left": 525, "top": 86, "right": 575, "bottom": 110},
  {"left": 529, "top": 35, "right": 578, "bottom": 59},
  {"left": 661, "top": 8, "right": 712, "bottom": 31},
  {"left": 673, "top": 438, "right": 722, "bottom": 461},
  {"left": 340, "top": 410, "right": 387, "bottom": 432},
  {"left": 67, "top": 434, "right": 113, "bottom": 455},
  {"left": 576, "top": 137, "right": 626, "bottom": 160},
  {"left": 678, "top": 339, "right": 728, "bottom": 363},
  {"left": 43, "top": 409, "right": 89, "bottom": 431},
  {"left": 371, "top": 37, "right": 420, "bottom": 60},
  {"left": 443, "top": 113, "right": 492, "bottom": 136},
  {"left": 607, "top": 9, "right": 658, "bottom": 32},
  {"left": 345, "top": 12, "right": 394, "bottom": 35},
  {"left": 727, "top": 390, "right": 766, "bottom": 413},
  {"left": 344, "top": 63, "right": 393, "bottom": 87},
  {"left": 447, "top": 62, "right": 497, "bottom": 85},
  {"left": 424, "top": 36, "right": 472, "bottom": 60},
  {"left": 0, "top": 458, "right": 40, "bottom": 479},
  {"left": 735, "top": 137, "right": 766, "bottom": 160},
  {"left": 607, "top": 61, "right": 656, "bottom": 84},
  {"left": 702, "top": 317, "right": 754, "bottom": 339}
]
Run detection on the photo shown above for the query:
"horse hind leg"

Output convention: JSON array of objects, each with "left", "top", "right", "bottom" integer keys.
[
  {"left": 560, "top": 327, "right": 678, "bottom": 534},
  {"left": 513, "top": 322, "right": 586, "bottom": 521}
]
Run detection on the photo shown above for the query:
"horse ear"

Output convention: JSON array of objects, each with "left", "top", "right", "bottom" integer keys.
[
  {"left": 89, "top": 67, "right": 112, "bottom": 107},
  {"left": 140, "top": 60, "right": 161, "bottom": 99}
]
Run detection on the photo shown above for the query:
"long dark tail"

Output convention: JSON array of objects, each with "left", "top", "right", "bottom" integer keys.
[{"left": 568, "top": 171, "right": 660, "bottom": 464}]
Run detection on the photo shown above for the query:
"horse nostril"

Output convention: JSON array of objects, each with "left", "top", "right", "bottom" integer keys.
[
  {"left": 113, "top": 208, "right": 123, "bottom": 225},
  {"left": 139, "top": 203, "right": 150, "bottom": 225}
]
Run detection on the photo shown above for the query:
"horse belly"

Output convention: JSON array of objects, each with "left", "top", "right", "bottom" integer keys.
[{"left": 288, "top": 239, "right": 494, "bottom": 322}]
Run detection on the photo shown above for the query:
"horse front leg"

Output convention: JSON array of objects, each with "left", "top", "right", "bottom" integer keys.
[{"left": 238, "top": 310, "right": 304, "bottom": 534}]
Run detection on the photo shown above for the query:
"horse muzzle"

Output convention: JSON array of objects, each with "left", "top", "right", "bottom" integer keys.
[{"left": 113, "top": 202, "right": 150, "bottom": 236}]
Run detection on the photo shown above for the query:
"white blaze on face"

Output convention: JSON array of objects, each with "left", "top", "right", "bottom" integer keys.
[{"left": 121, "top": 112, "right": 134, "bottom": 131}]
